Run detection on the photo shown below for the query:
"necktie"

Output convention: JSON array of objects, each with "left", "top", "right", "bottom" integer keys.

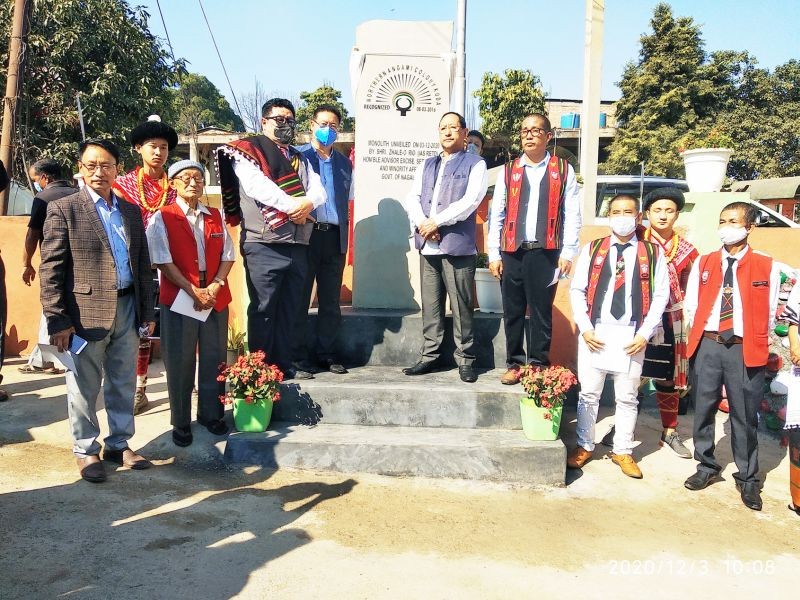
[
  {"left": 718, "top": 257, "right": 736, "bottom": 341},
  {"left": 610, "top": 243, "right": 628, "bottom": 319}
]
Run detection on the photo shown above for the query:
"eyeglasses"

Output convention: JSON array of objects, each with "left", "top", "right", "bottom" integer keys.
[
  {"left": 266, "top": 115, "right": 296, "bottom": 127},
  {"left": 521, "top": 127, "right": 549, "bottom": 138},
  {"left": 80, "top": 162, "right": 117, "bottom": 173},
  {"left": 313, "top": 119, "right": 339, "bottom": 131},
  {"left": 174, "top": 174, "right": 204, "bottom": 185}
]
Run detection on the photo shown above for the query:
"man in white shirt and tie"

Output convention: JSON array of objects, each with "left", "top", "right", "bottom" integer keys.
[{"left": 683, "top": 202, "right": 779, "bottom": 511}]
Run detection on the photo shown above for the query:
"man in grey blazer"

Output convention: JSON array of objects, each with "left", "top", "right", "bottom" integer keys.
[{"left": 40, "top": 139, "right": 156, "bottom": 483}]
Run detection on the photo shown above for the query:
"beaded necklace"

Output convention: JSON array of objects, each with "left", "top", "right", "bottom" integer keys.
[
  {"left": 137, "top": 167, "right": 169, "bottom": 212},
  {"left": 644, "top": 228, "right": 679, "bottom": 263}
]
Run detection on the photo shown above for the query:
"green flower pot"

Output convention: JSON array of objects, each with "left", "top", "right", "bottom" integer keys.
[
  {"left": 233, "top": 397, "right": 273, "bottom": 433},
  {"left": 519, "top": 399, "right": 563, "bottom": 441}
]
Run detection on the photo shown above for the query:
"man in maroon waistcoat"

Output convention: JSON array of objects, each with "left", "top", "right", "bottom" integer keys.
[{"left": 487, "top": 114, "right": 582, "bottom": 384}]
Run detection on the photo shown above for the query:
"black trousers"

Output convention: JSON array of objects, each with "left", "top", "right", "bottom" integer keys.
[
  {"left": 500, "top": 248, "right": 559, "bottom": 367},
  {"left": 690, "top": 337, "right": 763, "bottom": 485},
  {"left": 294, "top": 227, "right": 346, "bottom": 364},
  {"left": 242, "top": 242, "right": 308, "bottom": 372}
]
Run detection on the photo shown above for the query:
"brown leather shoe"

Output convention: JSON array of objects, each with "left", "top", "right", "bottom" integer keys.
[
  {"left": 500, "top": 367, "right": 522, "bottom": 385},
  {"left": 77, "top": 455, "right": 106, "bottom": 483},
  {"left": 610, "top": 452, "right": 643, "bottom": 479},
  {"left": 103, "top": 448, "right": 152, "bottom": 470},
  {"left": 567, "top": 446, "right": 593, "bottom": 469}
]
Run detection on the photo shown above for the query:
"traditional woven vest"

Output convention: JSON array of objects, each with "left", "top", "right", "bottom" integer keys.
[
  {"left": 501, "top": 154, "right": 568, "bottom": 252},
  {"left": 157, "top": 203, "right": 232, "bottom": 312},
  {"left": 585, "top": 236, "right": 658, "bottom": 327},
  {"left": 687, "top": 249, "right": 773, "bottom": 367}
]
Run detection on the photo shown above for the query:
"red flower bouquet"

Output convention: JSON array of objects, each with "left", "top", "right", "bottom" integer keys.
[
  {"left": 519, "top": 365, "right": 577, "bottom": 420},
  {"left": 218, "top": 350, "right": 283, "bottom": 406}
]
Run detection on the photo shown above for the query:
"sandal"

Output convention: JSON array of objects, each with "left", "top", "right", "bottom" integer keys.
[
  {"left": 42, "top": 366, "right": 66, "bottom": 375},
  {"left": 18, "top": 364, "right": 44, "bottom": 374}
]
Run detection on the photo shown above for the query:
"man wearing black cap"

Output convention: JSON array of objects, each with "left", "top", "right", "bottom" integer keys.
[
  {"left": 113, "top": 115, "right": 179, "bottom": 413},
  {"left": 600, "top": 188, "right": 698, "bottom": 458}
]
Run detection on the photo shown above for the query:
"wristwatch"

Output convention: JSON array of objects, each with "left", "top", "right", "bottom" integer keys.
[{"left": 213, "top": 277, "right": 226, "bottom": 287}]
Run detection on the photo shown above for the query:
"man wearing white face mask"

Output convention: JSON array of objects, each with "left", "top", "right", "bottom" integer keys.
[
  {"left": 568, "top": 195, "right": 669, "bottom": 479},
  {"left": 293, "top": 104, "right": 353, "bottom": 375},
  {"left": 683, "top": 202, "right": 779, "bottom": 511}
]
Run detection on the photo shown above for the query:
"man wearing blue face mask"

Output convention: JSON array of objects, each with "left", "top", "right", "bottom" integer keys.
[
  {"left": 466, "top": 130, "right": 485, "bottom": 156},
  {"left": 20, "top": 159, "right": 75, "bottom": 375},
  {"left": 293, "top": 105, "right": 353, "bottom": 374}
]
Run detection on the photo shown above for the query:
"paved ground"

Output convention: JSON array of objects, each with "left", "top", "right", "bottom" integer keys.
[{"left": 1, "top": 357, "right": 798, "bottom": 599}]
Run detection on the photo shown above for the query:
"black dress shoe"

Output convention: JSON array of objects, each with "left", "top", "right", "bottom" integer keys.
[
  {"left": 684, "top": 470, "right": 723, "bottom": 491},
  {"left": 736, "top": 482, "right": 763, "bottom": 511},
  {"left": 403, "top": 360, "right": 437, "bottom": 376},
  {"left": 197, "top": 418, "right": 230, "bottom": 436},
  {"left": 459, "top": 365, "right": 477, "bottom": 383},
  {"left": 172, "top": 426, "right": 193, "bottom": 447},
  {"left": 285, "top": 368, "right": 314, "bottom": 380},
  {"left": 321, "top": 359, "right": 348, "bottom": 375}
]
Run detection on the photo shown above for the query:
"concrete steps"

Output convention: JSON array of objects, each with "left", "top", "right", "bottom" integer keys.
[
  {"left": 224, "top": 308, "right": 573, "bottom": 485},
  {"left": 273, "top": 366, "right": 525, "bottom": 429},
  {"left": 224, "top": 422, "right": 566, "bottom": 486}
]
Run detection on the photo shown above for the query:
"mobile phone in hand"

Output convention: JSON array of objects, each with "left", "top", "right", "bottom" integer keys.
[{"left": 69, "top": 333, "right": 88, "bottom": 355}]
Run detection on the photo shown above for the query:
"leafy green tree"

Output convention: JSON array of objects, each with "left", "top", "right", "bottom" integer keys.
[
  {"left": 601, "top": 3, "right": 748, "bottom": 177},
  {"left": 167, "top": 72, "right": 245, "bottom": 134},
  {"left": 722, "top": 60, "right": 800, "bottom": 179},
  {"left": 473, "top": 69, "right": 546, "bottom": 148},
  {"left": 0, "top": 0, "right": 177, "bottom": 174},
  {"left": 295, "top": 84, "right": 353, "bottom": 132}
]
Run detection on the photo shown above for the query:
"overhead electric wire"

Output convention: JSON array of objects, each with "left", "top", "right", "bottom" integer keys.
[{"left": 197, "top": 0, "right": 243, "bottom": 119}]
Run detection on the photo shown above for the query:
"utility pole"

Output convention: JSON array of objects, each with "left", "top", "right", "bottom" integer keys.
[
  {"left": 0, "top": 0, "right": 30, "bottom": 215},
  {"left": 579, "top": 0, "right": 604, "bottom": 225},
  {"left": 453, "top": 0, "right": 466, "bottom": 115}
]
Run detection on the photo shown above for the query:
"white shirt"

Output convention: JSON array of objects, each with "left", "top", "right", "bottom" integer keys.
[
  {"left": 146, "top": 199, "right": 235, "bottom": 269},
  {"left": 404, "top": 152, "right": 488, "bottom": 256},
  {"left": 487, "top": 152, "right": 581, "bottom": 263},
  {"left": 231, "top": 154, "right": 326, "bottom": 213},
  {"left": 684, "top": 245, "right": 780, "bottom": 336},
  {"left": 570, "top": 234, "right": 670, "bottom": 342}
]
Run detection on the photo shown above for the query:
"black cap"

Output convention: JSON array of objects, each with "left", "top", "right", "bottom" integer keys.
[
  {"left": 130, "top": 115, "right": 178, "bottom": 150},
  {"left": 643, "top": 187, "right": 685, "bottom": 212}
]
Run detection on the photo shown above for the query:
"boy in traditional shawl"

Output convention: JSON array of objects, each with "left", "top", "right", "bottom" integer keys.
[{"left": 112, "top": 115, "right": 178, "bottom": 414}]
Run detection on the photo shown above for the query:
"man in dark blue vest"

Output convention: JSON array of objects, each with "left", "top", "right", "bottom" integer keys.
[
  {"left": 403, "top": 112, "right": 488, "bottom": 383},
  {"left": 293, "top": 104, "right": 353, "bottom": 374}
]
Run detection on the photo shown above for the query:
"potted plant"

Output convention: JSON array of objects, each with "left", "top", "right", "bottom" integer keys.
[
  {"left": 227, "top": 319, "right": 246, "bottom": 365},
  {"left": 677, "top": 127, "right": 734, "bottom": 193},
  {"left": 218, "top": 350, "right": 283, "bottom": 433},
  {"left": 474, "top": 252, "right": 503, "bottom": 313},
  {"left": 518, "top": 364, "right": 577, "bottom": 441}
]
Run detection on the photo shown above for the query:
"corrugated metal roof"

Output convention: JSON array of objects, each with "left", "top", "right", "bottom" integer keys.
[{"left": 730, "top": 177, "right": 800, "bottom": 200}]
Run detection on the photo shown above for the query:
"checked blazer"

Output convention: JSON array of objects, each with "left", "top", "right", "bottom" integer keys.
[{"left": 39, "top": 187, "right": 155, "bottom": 341}]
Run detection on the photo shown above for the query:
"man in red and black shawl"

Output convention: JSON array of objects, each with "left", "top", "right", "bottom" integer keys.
[{"left": 215, "top": 98, "right": 325, "bottom": 379}]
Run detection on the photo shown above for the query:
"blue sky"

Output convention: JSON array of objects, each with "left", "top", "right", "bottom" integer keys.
[{"left": 135, "top": 0, "right": 799, "bottom": 116}]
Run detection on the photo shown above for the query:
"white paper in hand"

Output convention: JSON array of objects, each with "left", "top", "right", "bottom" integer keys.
[
  {"left": 170, "top": 289, "right": 212, "bottom": 322},
  {"left": 589, "top": 323, "right": 635, "bottom": 374}
]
